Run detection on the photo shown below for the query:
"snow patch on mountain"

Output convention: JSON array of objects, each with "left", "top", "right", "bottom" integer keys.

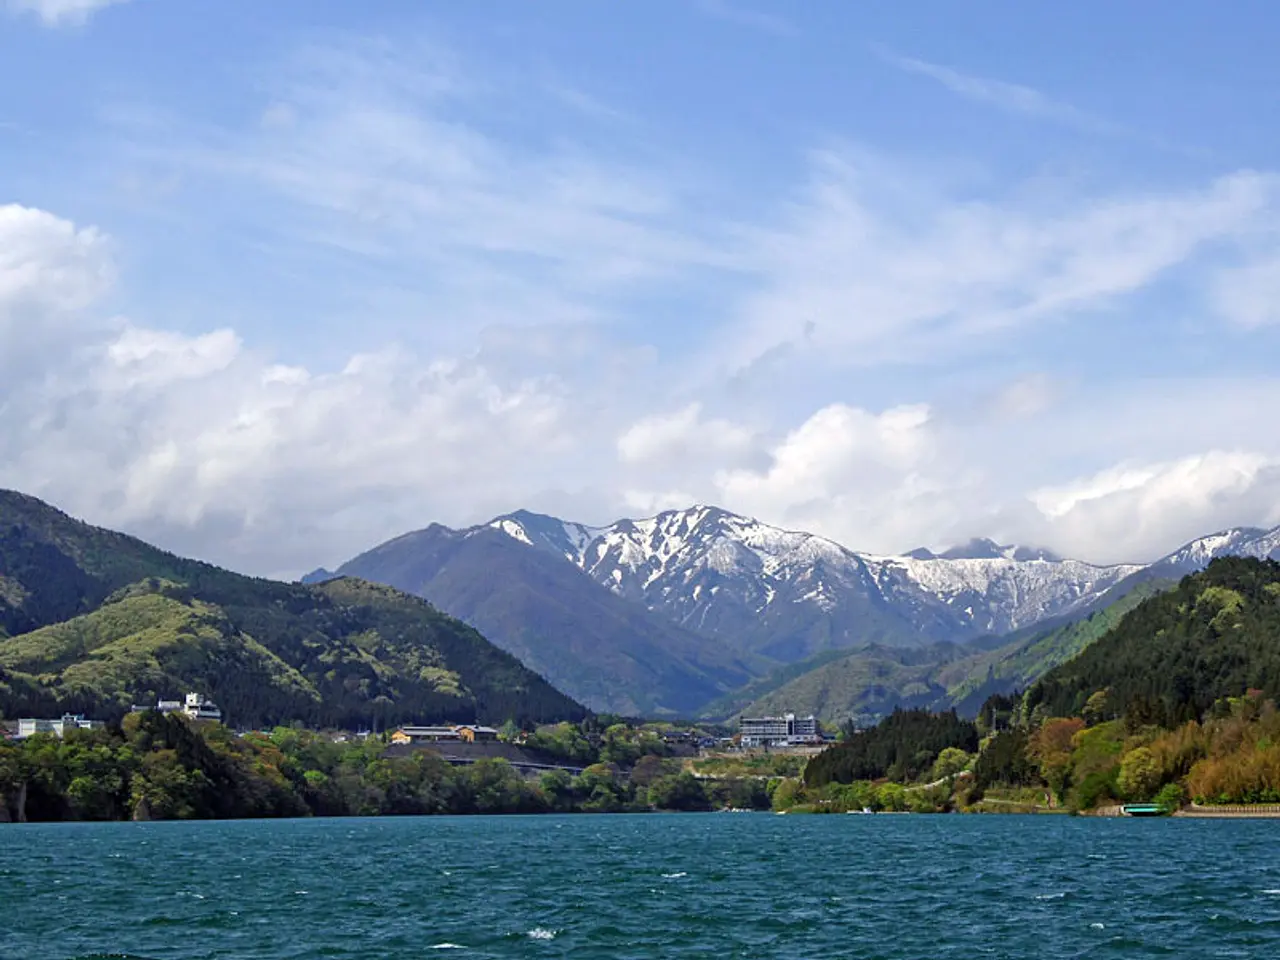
[
  {"left": 474, "top": 504, "right": 1280, "bottom": 660},
  {"left": 1159, "top": 526, "right": 1280, "bottom": 571},
  {"left": 484, "top": 505, "right": 1150, "bottom": 645}
]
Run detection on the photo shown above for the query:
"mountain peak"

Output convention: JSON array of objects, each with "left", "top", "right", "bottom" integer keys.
[
  {"left": 1158, "top": 524, "right": 1280, "bottom": 572},
  {"left": 936, "top": 538, "right": 1062, "bottom": 563},
  {"left": 939, "top": 538, "right": 1007, "bottom": 560}
]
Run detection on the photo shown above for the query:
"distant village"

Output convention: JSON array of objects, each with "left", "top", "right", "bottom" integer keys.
[{"left": 7, "top": 696, "right": 828, "bottom": 757}]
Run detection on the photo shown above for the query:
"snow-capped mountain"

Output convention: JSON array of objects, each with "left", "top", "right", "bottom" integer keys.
[
  {"left": 1149, "top": 526, "right": 1280, "bottom": 576},
  {"left": 484, "top": 506, "right": 1144, "bottom": 661},
  {"left": 316, "top": 505, "right": 1280, "bottom": 711}
]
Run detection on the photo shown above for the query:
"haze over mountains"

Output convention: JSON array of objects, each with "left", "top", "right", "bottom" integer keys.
[{"left": 313, "top": 505, "right": 1280, "bottom": 716}]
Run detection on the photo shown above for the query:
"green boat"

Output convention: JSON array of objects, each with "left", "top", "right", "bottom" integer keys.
[{"left": 1122, "top": 803, "right": 1165, "bottom": 817}]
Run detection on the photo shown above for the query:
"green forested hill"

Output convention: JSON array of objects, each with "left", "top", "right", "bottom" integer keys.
[
  {"left": 734, "top": 580, "right": 1172, "bottom": 725},
  {"left": 1026, "top": 557, "right": 1280, "bottom": 723},
  {"left": 0, "top": 491, "right": 585, "bottom": 728},
  {"left": 939, "top": 579, "right": 1172, "bottom": 714}
]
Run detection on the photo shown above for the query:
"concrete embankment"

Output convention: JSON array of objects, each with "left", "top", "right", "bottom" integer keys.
[
  {"left": 1089, "top": 802, "right": 1280, "bottom": 818},
  {"left": 1175, "top": 803, "right": 1280, "bottom": 818}
]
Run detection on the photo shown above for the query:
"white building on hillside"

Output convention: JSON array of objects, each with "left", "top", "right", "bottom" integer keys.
[
  {"left": 181, "top": 692, "right": 222, "bottom": 722},
  {"left": 17, "top": 714, "right": 104, "bottom": 739},
  {"left": 131, "top": 692, "right": 223, "bottom": 723},
  {"left": 739, "top": 713, "right": 821, "bottom": 747}
]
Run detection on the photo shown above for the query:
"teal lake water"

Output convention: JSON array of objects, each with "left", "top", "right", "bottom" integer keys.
[{"left": 4, "top": 813, "right": 1280, "bottom": 959}]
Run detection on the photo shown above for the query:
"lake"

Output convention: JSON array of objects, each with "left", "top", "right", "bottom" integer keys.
[{"left": 3, "top": 813, "right": 1280, "bottom": 959}]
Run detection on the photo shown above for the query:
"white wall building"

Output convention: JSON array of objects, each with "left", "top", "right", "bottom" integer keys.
[
  {"left": 131, "top": 692, "right": 223, "bottom": 723},
  {"left": 182, "top": 692, "right": 222, "bottom": 722},
  {"left": 17, "top": 714, "right": 104, "bottom": 739},
  {"left": 739, "top": 713, "right": 821, "bottom": 747}
]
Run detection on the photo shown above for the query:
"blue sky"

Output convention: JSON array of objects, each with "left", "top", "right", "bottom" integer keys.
[{"left": 3, "top": 0, "right": 1280, "bottom": 576}]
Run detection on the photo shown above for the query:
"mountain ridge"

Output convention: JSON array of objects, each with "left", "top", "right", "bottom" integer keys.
[
  {"left": 323, "top": 520, "right": 755, "bottom": 715},
  {"left": 326, "top": 503, "right": 1280, "bottom": 720},
  {"left": 0, "top": 490, "right": 585, "bottom": 728},
  {"left": 477, "top": 504, "right": 1146, "bottom": 660}
]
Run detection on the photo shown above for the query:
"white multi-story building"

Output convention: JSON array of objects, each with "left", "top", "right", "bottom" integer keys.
[
  {"left": 17, "top": 714, "right": 104, "bottom": 739},
  {"left": 739, "top": 713, "right": 821, "bottom": 747},
  {"left": 181, "top": 692, "right": 223, "bottom": 722},
  {"left": 131, "top": 692, "right": 223, "bottom": 723}
]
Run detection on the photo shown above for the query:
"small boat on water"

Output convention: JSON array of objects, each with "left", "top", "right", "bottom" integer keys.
[{"left": 1121, "top": 803, "right": 1165, "bottom": 817}]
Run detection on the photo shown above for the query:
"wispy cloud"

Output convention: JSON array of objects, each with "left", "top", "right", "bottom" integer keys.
[
  {"left": 695, "top": 0, "right": 798, "bottom": 38},
  {"left": 879, "top": 49, "right": 1129, "bottom": 138},
  {"left": 103, "top": 36, "right": 737, "bottom": 355},
  {"left": 5, "top": 0, "right": 129, "bottom": 27},
  {"left": 724, "top": 150, "right": 1277, "bottom": 372}
]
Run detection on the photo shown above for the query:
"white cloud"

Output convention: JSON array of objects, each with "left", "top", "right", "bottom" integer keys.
[
  {"left": 5, "top": 325, "right": 579, "bottom": 575},
  {"left": 1031, "top": 462, "right": 1162, "bottom": 520},
  {"left": 882, "top": 51, "right": 1125, "bottom": 136},
  {"left": 728, "top": 156, "right": 1277, "bottom": 369},
  {"left": 0, "top": 204, "right": 112, "bottom": 312},
  {"left": 106, "top": 326, "right": 242, "bottom": 387},
  {"left": 0, "top": 205, "right": 589, "bottom": 575},
  {"left": 1212, "top": 253, "right": 1280, "bottom": 328},
  {"left": 713, "top": 403, "right": 951, "bottom": 551},
  {"left": 617, "top": 403, "right": 756, "bottom": 466},
  {"left": 7, "top": 196, "right": 1280, "bottom": 575},
  {"left": 1029, "top": 452, "right": 1280, "bottom": 562},
  {"left": 0, "top": 204, "right": 114, "bottom": 381},
  {"left": 5, "top": 0, "right": 128, "bottom": 27}
]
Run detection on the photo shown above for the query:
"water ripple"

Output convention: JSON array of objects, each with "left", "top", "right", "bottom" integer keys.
[{"left": 3, "top": 815, "right": 1280, "bottom": 959}]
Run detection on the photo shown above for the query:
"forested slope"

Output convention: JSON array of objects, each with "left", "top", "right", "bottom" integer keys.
[
  {"left": 1026, "top": 557, "right": 1280, "bottom": 724},
  {"left": 0, "top": 491, "right": 584, "bottom": 728}
]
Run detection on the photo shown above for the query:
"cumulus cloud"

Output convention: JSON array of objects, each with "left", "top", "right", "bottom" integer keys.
[
  {"left": 713, "top": 404, "right": 957, "bottom": 551},
  {"left": 6, "top": 189, "right": 1280, "bottom": 575},
  {"left": 1029, "top": 453, "right": 1280, "bottom": 562},
  {"left": 617, "top": 403, "right": 756, "bottom": 466},
  {"left": 5, "top": 330, "right": 578, "bottom": 575},
  {"left": 0, "top": 206, "right": 586, "bottom": 575},
  {"left": 5, "top": 0, "right": 128, "bottom": 26},
  {"left": 0, "top": 204, "right": 114, "bottom": 380},
  {"left": 0, "top": 204, "right": 112, "bottom": 314}
]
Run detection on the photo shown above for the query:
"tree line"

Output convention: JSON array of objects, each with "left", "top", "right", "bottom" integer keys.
[
  {"left": 775, "top": 558, "right": 1280, "bottom": 813},
  {"left": 0, "top": 712, "right": 770, "bottom": 822}
]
